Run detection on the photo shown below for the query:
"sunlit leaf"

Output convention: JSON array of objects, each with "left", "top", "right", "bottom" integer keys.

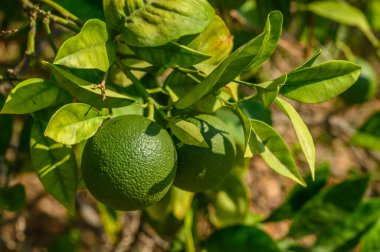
[
  {"left": 54, "top": 19, "right": 116, "bottom": 72},
  {"left": 281, "top": 61, "right": 361, "bottom": 103},
  {"left": 256, "top": 74, "right": 287, "bottom": 107},
  {"left": 250, "top": 119, "right": 305, "bottom": 186},
  {"left": 275, "top": 97, "right": 315, "bottom": 179},
  {"left": 0, "top": 78, "right": 60, "bottom": 114},
  {"left": 30, "top": 118, "right": 77, "bottom": 214},
  {"left": 169, "top": 119, "right": 208, "bottom": 148},
  {"left": 44, "top": 62, "right": 136, "bottom": 108},
  {"left": 175, "top": 10, "right": 282, "bottom": 109},
  {"left": 45, "top": 103, "right": 107, "bottom": 145},
  {"left": 122, "top": 0, "right": 215, "bottom": 47}
]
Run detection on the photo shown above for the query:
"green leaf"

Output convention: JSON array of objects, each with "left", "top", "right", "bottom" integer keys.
[
  {"left": 250, "top": 119, "right": 305, "bottom": 186},
  {"left": 256, "top": 74, "right": 287, "bottom": 107},
  {"left": 208, "top": 173, "right": 250, "bottom": 227},
  {"left": 121, "top": 0, "right": 215, "bottom": 47},
  {"left": 169, "top": 119, "right": 208, "bottom": 148},
  {"left": 360, "top": 218, "right": 380, "bottom": 252},
  {"left": 0, "top": 78, "right": 60, "bottom": 114},
  {"left": 54, "top": 19, "right": 116, "bottom": 72},
  {"left": 0, "top": 184, "right": 26, "bottom": 211},
  {"left": 231, "top": 105, "right": 257, "bottom": 158},
  {"left": 351, "top": 112, "right": 380, "bottom": 151},
  {"left": 130, "top": 42, "right": 210, "bottom": 68},
  {"left": 267, "top": 163, "right": 330, "bottom": 222},
  {"left": 288, "top": 175, "right": 370, "bottom": 238},
  {"left": 175, "top": 10, "right": 282, "bottom": 109},
  {"left": 44, "top": 62, "right": 136, "bottom": 108},
  {"left": 307, "top": 1, "right": 379, "bottom": 47},
  {"left": 30, "top": 118, "right": 77, "bottom": 215},
  {"left": 313, "top": 199, "right": 380, "bottom": 252},
  {"left": 281, "top": 61, "right": 361, "bottom": 103},
  {"left": 187, "top": 15, "right": 233, "bottom": 66},
  {"left": 275, "top": 97, "right": 315, "bottom": 179},
  {"left": 205, "top": 226, "right": 280, "bottom": 252},
  {"left": 45, "top": 103, "right": 107, "bottom": 145},
  {"left": 293, "top": 49, "right": 322, "bottom": 71}
]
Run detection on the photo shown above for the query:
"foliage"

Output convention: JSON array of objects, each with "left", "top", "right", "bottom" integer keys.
[{"left": 0, "top": 0, "right": 379, "bottom": 251}]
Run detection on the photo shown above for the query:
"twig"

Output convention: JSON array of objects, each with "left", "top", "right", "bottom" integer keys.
[
  {"left": 22, "top": 0, "right": 81, "bottom": 32},
  {"left": 42, "top": 15, "right": 58, "bottom": 53},
  {"left": 39, "top": 0, "right": 84, "bottom": 26},
  {"left": 92, "top": 71, "right": 109, "bottom": 101}
]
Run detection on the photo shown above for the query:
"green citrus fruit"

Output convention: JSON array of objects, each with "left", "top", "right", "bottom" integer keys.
[
  {"left": 174, "top": 114, "right": 236, "bottom": 192},
  {"left": 81, "top": 115, "right": 177, "bottom": 211},
  {"left": 340, "top": 58, "right": 378, "bottom": 104}
]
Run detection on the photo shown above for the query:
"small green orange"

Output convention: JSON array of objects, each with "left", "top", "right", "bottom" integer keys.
[
  {"left": 173, "top": 114, "right": 236, "bottom": 192},
  {"left": 81, "top": 115, "right": 177, "bottom": 211}
]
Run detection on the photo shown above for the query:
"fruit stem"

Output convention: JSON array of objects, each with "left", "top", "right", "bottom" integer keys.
[
  {"left": 116, "top": 59, "right": 168, "bottom": 120},
  {"left": 39, "top": 0, "right": 84, "bottom": 26}
]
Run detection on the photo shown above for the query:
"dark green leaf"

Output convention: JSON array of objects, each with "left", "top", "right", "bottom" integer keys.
[
  {"left": 130, "top": 42, "right": 210, "bottom": 68},
  {"left": 205, "top": 225, "right": 280, "bottom": 252},
  {"left": 0, "top": 111, "right": 12, "bottom": 155},
  {"left": 0, "top": 78, "right": 60, "bottom": 114},
  {"left": 54, "top": 19, "right": 116, "bottom": 72},
  {"left": 0, "top": 184, "right": 25, "bottom": 211},
  {"left": 288, "top": 175, "right": 370, "bottom": 238},
  {"left": 275, "top": 97, "right": 315, "bottom": 178},
  {"left": 351, "top": 112, "right": 380, "bottom": 151},
  {"left": 54, "top": 0, "right": 103, "bottom": 21},
  {"left": 251, "top": 119, "right": 305, "bottom": 186},
  {"left": 256, "top": 74, "right": 287, "bottom": 107},
  {"left": 267, "top": 163, "right": 329, "bottom": 222},
  {"left": 44, "top": 62, "right": 135, "bottom": 108},
  {"left": 45, "top": 103, "right": 107, "bottom": 145},
  {"left": 239, "top": 98, "right": 272, "bottom": 125},
  {"left": 281, "top": 61, "right": 361, "bottom": 103},
  {"left": 314, "top": 199, "right": 380, "bottom": 252},
  {"left": 121, "top": 0, "right": 215, "bottom": 47},
  {"left": 169, "top": 119, "right": 208, "bottom": 148},
  {"left": 30, "top": 118, "right": 77, "bottom": 214},
  {"left": 175, "top": 10, "right": 283, "bottom": 109}
]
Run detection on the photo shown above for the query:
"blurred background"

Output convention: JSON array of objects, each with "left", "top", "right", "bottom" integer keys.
[{"left": 1, "top": 0, "right": 380, "bottom": 251}]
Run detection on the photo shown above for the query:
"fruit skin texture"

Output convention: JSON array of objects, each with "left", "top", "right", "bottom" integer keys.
[
  {"left": 81, "top": 115, "right": 177, "bottom": 211},
  {"left": 174, "top": 114, "right": 236, "bottom": 192}
]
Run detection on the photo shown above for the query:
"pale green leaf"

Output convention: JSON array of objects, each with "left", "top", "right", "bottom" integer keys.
[
  {"left": 275, "top": 97, "right": 315, "bottom": 180},
  {"left": 281, "top": 61, "right": 361, "bottom": 103},
  {"left": 45, "top": 103, "right": 107, "bottom": 145},
  {"left": 44, "top": 62, "right": 136, "bottom": 108},
  {"left": 0, "top": 78, "right": 59, "bottom": 114},
  {"left": 250, "top": 119, "right": 305, "bottom": 186},
  {"left": 360, "top": 218, "right": 380, "bottom": 252},
  {"left": 169, "top": 119, "right": 208, "bottom": 148},
  {"left": 293, "top": 49, "right": 322, "bottom": 71},
  {"left": 30, "top": 118, "right": 77, "bottom": 215},
  {"left": 122, "top": 0, "right": 215, "bottom": 47},
  {"left": 54, "top": 19, "right": 116, "bottom": 72},
  {"left": 175, "top": 10, "right": 282, "bottom": 109}
]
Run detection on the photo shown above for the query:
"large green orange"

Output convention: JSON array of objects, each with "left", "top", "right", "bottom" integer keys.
[
  {"left": 81, "top": 115, "right": 177, "bottom": 211},
  {"left": 174, "top": 114, "right": 236, "bottom": 192}
]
